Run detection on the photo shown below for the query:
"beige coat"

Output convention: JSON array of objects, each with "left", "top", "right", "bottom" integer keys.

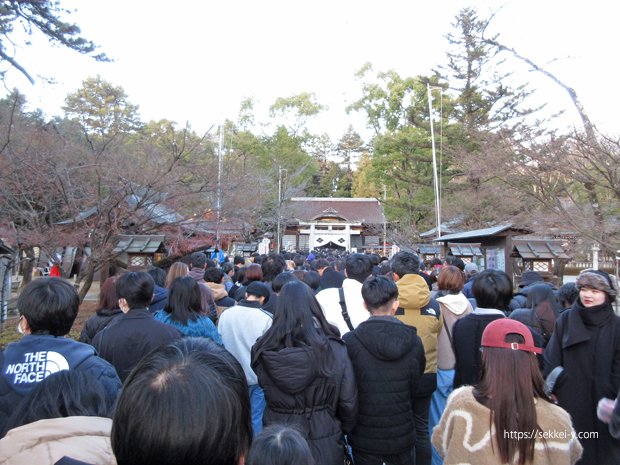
[{"left": 0, "top": 416, "right": 116, "bottom": 465}]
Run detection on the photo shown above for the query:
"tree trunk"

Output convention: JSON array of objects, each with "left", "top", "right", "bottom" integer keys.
[
  {"left": 19, "top": 246, "right": 34, "bottom": 289},
  {"left": 76, "top": 256, "right": 96, "bottom": 303}
]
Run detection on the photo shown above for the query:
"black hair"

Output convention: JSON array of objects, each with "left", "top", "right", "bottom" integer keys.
[
  {"left": 116, "top": 271, "right": 155, "bottom": 309},
  {"left": 302, "top": 270, "right": 321, "bottom": 291},
  {"left": 221, "top": 262, "right": 234, "bottom": 274},
  {"left": 293, "top": 254, "right": 305, "bottom": 269},
  {"left": 369, "top": 253, "right": 381, "bottom": 266},
  {"left": 345, "top": 253, "right": 373, "bottom": 283},
  {"left": 558, "top": 282, "right": 579, "bottom": 309},
  {"left": 252, "top": 281, "right": 340, "bottom": 375},
  {"left": 334, "top": 258, "right": 346, "bottom": 272},
  {"left": 205, "top": 258, "right": 217, "bottom": 269},
  {"left": 472, "top": 269, "right": 513, "bottom": 311},
  {"left": 246, "top": 424, "right": 315, "bottom": 465},
  {"left": 163, "top": 276, "right": 202, "bottom": 325},
  {"left": 147, "top": 266, "right": 167, "bottom": 288},
  {"left": 362, "top": 275, "right": 399, "bottom": 312},
  {"left": 2, "top": 370, "right": 115, "bottom": 437},
  {"left": 262, "top": 254, "right": 287, "bottom": 282},
  {"left": 272, "top": 272, "right": 298, "bottom": 293},
  {"left": 17, "top": 277, "right": 79, "bottom": 336},
  {"left": 390, "top": 251, "right": 421, "bottom": 277},
  {"left": 204, "top": 267, "right": 225, "bottom": 284},
  {"left": 312, "top": 258, "right": 329, "bottom": 272},
  {"left": 112, "top": 338, "right": 251, "bottom": 465},
  {"left": 233, "top": 255, "right": 245, "bottom": 266},
  {"left": 190, "top": 252, "right": 207, "bottom": 268},
  {"left": 444, "top": 255, "right": 465, "bottom": 271}
]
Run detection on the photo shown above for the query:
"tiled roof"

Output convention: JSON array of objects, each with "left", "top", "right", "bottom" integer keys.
[
  {"left": 287, "top": 198, "right": 385, "bottom": 224},
  {"left": 113, "top": 235, "right": 166, "bottom": 254},
  {"left": 511, "top": 239, "right": 571, "bottom": 260},
  {"left": 433, "top": 224, "right": 533, "bottom": 242}
]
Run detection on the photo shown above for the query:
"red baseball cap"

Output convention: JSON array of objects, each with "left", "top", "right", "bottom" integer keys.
[{"left": 481, "top": 319, "right": 542, "bottom": 355}]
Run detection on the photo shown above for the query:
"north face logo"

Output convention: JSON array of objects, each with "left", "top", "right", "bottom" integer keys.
[{"left": 4, "top": 351, "right": 70, "bottom": 384}]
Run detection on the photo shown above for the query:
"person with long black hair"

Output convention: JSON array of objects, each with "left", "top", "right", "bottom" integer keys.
[
  {"left": 433, "top": 319, "right": 582, "bottom": 465},
  {"left": 251, "top": 280, "right": 357, "bottom": 465},
  {"left": 154, "top": 276, "right": 221, "bottom": 344}
]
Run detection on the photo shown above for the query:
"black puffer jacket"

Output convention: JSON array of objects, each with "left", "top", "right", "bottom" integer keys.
[
  {"left": 343, "top": 316, "right": 425, "bottom": 456},
  {"left": 252, "top": 337, "right": 357, "bottom": 465}
]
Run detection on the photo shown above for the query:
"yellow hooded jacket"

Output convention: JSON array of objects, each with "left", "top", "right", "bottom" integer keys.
[{"left": 395, "top": 273, "right": 442, "bottom": 375}]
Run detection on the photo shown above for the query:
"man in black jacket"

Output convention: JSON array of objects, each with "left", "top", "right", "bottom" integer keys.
[
  {"left": 343, "top": 276, "right": 426, "bottom": 465},
  {"left": 93, "top": 272, "right": 183, "bottom": 381}
]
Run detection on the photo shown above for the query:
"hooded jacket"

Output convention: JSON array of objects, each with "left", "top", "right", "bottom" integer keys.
[
  {"left": 251, "top": 337, "right": 357, "bottom": 465},
  {"left": 0, "top": 336, "right": 121, "bottom": 432},
  {"left": 148, "top": 285, "right": 169, "bottom": 313},
  {"left": 436, "top": 293, "right": 473, "bottom": 370},
  {"left": 395, "top": 274, "right": 441, "bottom": 381},
  {"left": 0, "top": 416, "right": 115, "bottom": 465},
  {"left": 78, "top": 308, "right": 122, "bottom": 345},
  {"left": 343, "top": 317, "right": 425, "bottom": 455}
]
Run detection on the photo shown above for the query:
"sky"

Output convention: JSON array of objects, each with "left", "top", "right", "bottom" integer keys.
[{"left": 3, "top": 0, "right": 619, "bottom": 142}]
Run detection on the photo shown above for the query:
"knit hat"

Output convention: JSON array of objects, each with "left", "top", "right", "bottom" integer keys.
[
  {"left": 519, "top": 271, "right": 543, "bottom": 288},
  {"left": 481, "top": 319, "right": 542, "bottom": 354},
  {"left": 576, "top": 270, "right": 618, "bottom": 297},
  {"left": 245, "top": 281, "right": 270, "bottom": 303}
]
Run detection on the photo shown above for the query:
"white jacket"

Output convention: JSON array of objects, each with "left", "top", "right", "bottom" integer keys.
[{"left": 316, "top": 278, "right": 369, "bottom": 336}]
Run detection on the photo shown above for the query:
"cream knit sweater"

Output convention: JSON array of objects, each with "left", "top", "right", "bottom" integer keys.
[{"left": 432, "top": 386, "right": 583, "bottom": 465}]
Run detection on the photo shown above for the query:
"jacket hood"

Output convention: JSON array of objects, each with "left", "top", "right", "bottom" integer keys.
[
  {"left": 397, "top": 274, "right": 431, "bottom": 309},
  {"left": 437, "top": 293, "right": 470, "bottom": 315},
  {"left": 151, "top": 285, "right": 168, "bottom": 304},
  {"left": 353, "top": 318, "right": 417, "bottom": 361},
  {"left": 206, "top": 282, "right": 228, "bottom": 300},
  {"left": 258, "top": 344, "right": 325, "bottom": 394},
  {"left": 188, "top": 267, "right": 205, "bottom": 282}
]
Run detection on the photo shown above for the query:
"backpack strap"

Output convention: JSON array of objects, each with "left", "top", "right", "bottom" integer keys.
[{"left": 338, "top": 288, "right": 355, "bottom": 332}]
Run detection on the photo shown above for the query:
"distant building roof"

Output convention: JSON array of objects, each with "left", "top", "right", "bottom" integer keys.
[
  {"left": 433, "top": 224, "right": 533, "bottom": 242},
  {"left": 448, "top": 242, "right": 483, "bottom": 256},
  {"left": 511, "top": 239, "right": 571, "bottom": 260},
  {"left": 287, "top": 198, "right": 385, "bottom": 224},
  {"left": 113, "top": 235, "right": 166, "bottom": 254}
]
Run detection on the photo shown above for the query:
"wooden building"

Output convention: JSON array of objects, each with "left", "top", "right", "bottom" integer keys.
[
  {"left": 282, "top": 198, "right": 386, "bottom": 253},
  {"left": 433, "top": 224, "right": 570, "bottom": 286}
]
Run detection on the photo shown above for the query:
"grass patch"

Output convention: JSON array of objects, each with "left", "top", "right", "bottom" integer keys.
[{"left": 0, "top": 301, "right": 98, "bottom": 349}]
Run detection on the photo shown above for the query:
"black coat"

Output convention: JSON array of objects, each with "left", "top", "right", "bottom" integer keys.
[
  {"left": 252, "top": 337, "right": 357, "bottom": 465},
  {"left": 78, "top": 308, "right": 122, "bottom": 345},
  {"left": 543, "top": 301, "right": 620, "bottom": 465},
  {"left": 343, "top": 317, "right": 425, "bottom": 456},
  {"left": 452, "top": 313, "right": 505, "bottom": 388},
  {"left": 92, "top": 308, "right": 183, "bottom": 381}
]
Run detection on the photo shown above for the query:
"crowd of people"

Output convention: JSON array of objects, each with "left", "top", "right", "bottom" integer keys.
[{"left": 0, "top": 248, "right": 619, "bottom": 465}]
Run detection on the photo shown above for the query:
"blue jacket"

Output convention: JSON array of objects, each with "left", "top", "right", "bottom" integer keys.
[
  {"left": 0, "top": 335, "right": 122, "bottom": 432},
  {"left": 154, "top": 310, "right": 222, "bottom": 345},
  {"left": 149, "top": 285, "right": 169, "bottom": 313}
]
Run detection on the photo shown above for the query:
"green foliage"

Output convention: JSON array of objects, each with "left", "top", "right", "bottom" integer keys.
[
  {"left": 0, "top": 0, "right": 108, "bottom": 83},
  {"left": 63, "top": 76, "right": 142, "bottom": 147}
]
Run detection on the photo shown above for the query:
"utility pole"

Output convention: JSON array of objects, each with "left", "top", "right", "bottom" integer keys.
[
  {"left": 276, "top": 167, "right": 287, "bottom": 252},
  {"left": 216, "top": 122, "right": 224, "bottom": 244}
]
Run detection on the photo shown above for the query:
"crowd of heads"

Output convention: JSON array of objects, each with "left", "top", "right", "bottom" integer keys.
[{"left": 5, "top": 245, "right": 619, "bottom": 465}]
